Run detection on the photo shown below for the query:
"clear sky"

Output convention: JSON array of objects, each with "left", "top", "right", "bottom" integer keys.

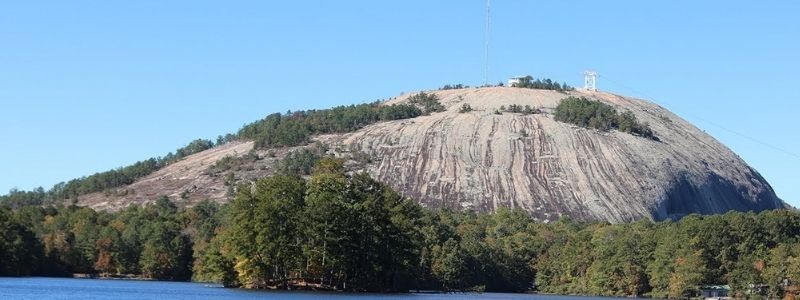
[{"left": 1, "top": 1, "right": 798, "bottom": 206}]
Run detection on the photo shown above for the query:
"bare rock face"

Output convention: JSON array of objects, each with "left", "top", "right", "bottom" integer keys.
[
  {"left": 78, "top": 87, "right": 785, "bottom": 223},
  {"left": 337, "top": 87, "right": 784, "bottom": 222}
]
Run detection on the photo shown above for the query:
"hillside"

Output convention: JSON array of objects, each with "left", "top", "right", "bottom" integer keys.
[{"left": 74, "top": 86, "right": 784, "bottom": 222}]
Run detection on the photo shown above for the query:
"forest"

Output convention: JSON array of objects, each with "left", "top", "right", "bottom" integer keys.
[{"left": 2, "top": 157, "right": 800, "bottom": 298}]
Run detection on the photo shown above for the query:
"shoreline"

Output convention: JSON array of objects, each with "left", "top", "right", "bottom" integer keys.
[
  {"left": 73, "top": 273, "right": 157, "bottom": 281},
  {"left": 44, "top": 276, "right": 643, "bottom": 298},
  {"left": 1, "top": 276, "right": 655, "bottom": 299}
]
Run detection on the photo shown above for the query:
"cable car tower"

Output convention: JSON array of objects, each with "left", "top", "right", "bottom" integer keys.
[{"left": 583, "top": 70, "right": 598, "bottom": 91}]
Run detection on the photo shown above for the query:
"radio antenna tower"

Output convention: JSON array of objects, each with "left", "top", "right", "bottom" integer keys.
[
  {"left": 583, "top": 70, "right": 598, "bottom": 91},
  {"left": 484, "top": 0, "right": 490, "bottom": 86}
]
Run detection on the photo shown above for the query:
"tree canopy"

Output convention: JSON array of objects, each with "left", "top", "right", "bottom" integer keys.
[
  {"left": 237, "top": 102, "right": 422, "bottom": 149},
  {"left": 407, "top": 92, "right": 446, "bottom": 114},
  {"left": 510, "top": 76, "right": 573, "bottom": 92},
  {"left": 554, "top": 96, "right": 658, "bottom": 140},
  {"left": 2, "top": 179, "right": 800, "bottom": 298}
]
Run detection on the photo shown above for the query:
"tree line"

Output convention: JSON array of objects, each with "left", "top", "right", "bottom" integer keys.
[
  {"left": 554, "top": 96, "right": 658, "bottom": 140},
  {"left": 3, "top": 157, "right": 800, "bottom": 297},
  {"left": 0, "top": 139, "right": 219, "bottom": 208},
  {"left": 440, "top": 84, "right": 468, "bottom": 90},
  {"left": 236, "top": 100, "right": 425, "bottom": 149},
  {"left": 0, "top": 196, "right": 215, "bottom": 280},
  {"left": 1, "top": 96, "right": 429, "bottom": 205},
  {"left": 510, "top": 76, "right": 574, "bottom": 92},
  {"left": 236, "top": 92, "right": 447, "bottom": 150}
]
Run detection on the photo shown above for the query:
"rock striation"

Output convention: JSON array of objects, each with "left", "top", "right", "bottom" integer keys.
[{"left": 78, "top": 87, "right": 786, "bottom": 222}]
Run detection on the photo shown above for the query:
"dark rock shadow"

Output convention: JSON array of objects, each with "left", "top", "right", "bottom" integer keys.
[{"left": 651, "top": 169, "right": 784, "bottom": 221}]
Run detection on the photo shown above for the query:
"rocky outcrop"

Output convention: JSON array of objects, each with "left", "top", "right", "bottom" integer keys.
[
  {"left": 337, "top": 87, "right": 784, "bottom": 222},
  {"left": 77, "top": 87, "right": 785, "bottom": 223}
]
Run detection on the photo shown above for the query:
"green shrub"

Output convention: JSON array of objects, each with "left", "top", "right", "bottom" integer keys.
[
  {"left": 379, "top": 104, "right": 422, "bottom": 121},
  {"left": 277, "top": 143, "right": 328, "bottom": 176},
  {"left": 408, "top": 92, "right": 446, "bottom": 114},
  {"left": 500, "top": 104, "right": 540, "bottom": 115},
  {"left": 440, "top": 84, "right": 467, "bottom": 90},
  {"left": 554, "top": 97, "right": 658, "bottom": 140}
]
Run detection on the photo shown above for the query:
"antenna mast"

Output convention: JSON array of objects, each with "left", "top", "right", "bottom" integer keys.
[{"left": 484, "top": 0, "right": 490, "bottom": 86}]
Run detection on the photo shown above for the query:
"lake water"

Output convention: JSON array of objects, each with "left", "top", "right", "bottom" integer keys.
[{"left": 0, "top": 277, "right": 624, "bottom": 300}]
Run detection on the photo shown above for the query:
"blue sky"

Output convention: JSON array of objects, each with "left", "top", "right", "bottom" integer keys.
[{"left": 1, "top": 1, "right": 798, "bottom": 206}]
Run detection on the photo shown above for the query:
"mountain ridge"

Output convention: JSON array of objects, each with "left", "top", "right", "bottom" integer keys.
[{"left": 12, "top": 86, "right": 786, "bottom": 222}]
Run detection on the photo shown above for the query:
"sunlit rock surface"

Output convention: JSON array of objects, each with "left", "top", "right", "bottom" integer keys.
[{"left": 79, "top": 87, "right": 785, "bottom": 223}]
